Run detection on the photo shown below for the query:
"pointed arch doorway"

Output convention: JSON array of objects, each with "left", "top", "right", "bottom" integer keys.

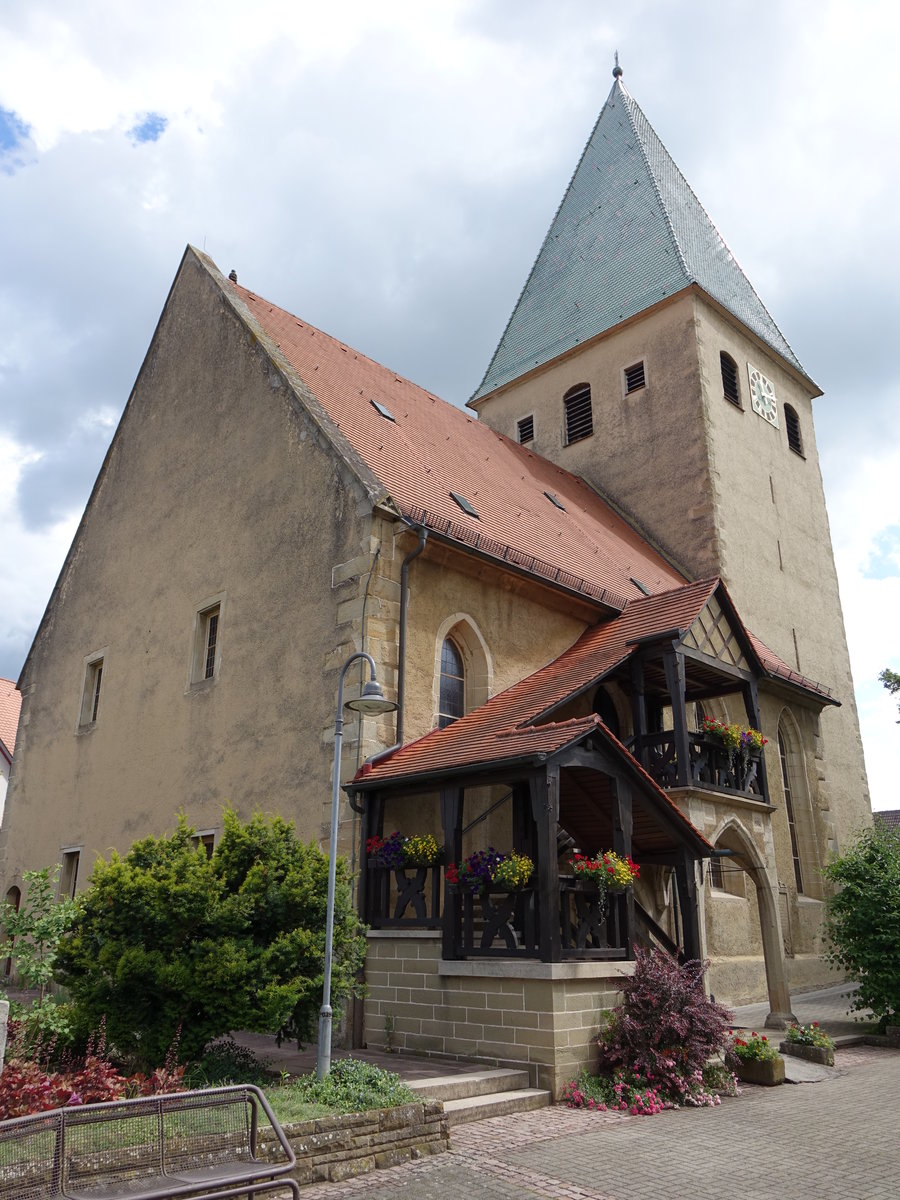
[{"left": 709, "top": 817, "right": 797, "bottom": 1028}]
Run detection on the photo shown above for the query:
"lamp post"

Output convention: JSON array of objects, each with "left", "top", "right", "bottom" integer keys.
[{"left": 317, "top": 651, "right": 398, "bottom": 1080}]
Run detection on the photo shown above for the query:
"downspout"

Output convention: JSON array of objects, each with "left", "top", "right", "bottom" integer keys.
[
  {"left": 347, "top": 521, "right": 426, "bottom": 1052},
  {"left": 348, "top": 521, "right": 427, "bottom": 811}
]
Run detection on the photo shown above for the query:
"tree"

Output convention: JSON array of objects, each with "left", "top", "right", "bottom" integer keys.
[
  {"left": 0, "top": 866, "right": 78, "bottom": 1046},
  {"left": 823, "top": 822, "right": 900, "bottom": 1028},
  {"left": 54, "top": 812, "right": 366, "bottom": 1070},
  {"left": 880, "top": 668, "right": 900, "bottom": 722}
]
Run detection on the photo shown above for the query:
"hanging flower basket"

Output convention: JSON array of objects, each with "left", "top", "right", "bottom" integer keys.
[
  {"left": 445, "top": 848, "right": 534, "bottom": 892},
  {"left": 366, "top": 832, "right": 443, "bottom": 868},
  {"left": 569, "top": 851, "right": 640, "bottom": 895}
]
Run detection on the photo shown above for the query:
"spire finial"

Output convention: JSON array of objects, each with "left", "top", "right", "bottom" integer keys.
[{"left": 613, "top": 51, "right": 623, "bottom": 79}]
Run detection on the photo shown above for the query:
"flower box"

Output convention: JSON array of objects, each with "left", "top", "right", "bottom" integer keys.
[
  {"left": 734, "top": 1057, "right": 785, "bottom": 1086},
  {"left": 780, "top": 1041, "right": 834, "bottom": 1066}
]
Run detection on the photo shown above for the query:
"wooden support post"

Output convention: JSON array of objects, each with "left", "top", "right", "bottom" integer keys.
[
  {"left": 529, "top": 766, "right": 561, "bottom": 963},
  {"left": 663, "top": 647, "right": 691, "bottom": 788},
  {"left": 629, "top": 655, "right": 648, "bottom": 765},
  {"left": 674, "top": 850, "right": 701, "bottom": 961},
  {"left": 441, "top": 787, "right": 463, "bottom": 960},
  {"left": 611, "top": 777, "right": 635, "bottom": 958},
  {"left": 743, "top": 679, "right": 770, "bottom": 802}
]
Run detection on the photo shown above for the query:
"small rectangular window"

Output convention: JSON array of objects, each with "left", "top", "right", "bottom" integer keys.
[
  {"left": 564, "top": 384, "right": 593, "bottom": 444},
  {"left": 624, "top": 361, "right": 646, "bottom": 394},
  {"left": 79, "top": 656, "right": 104, "bottom": 727},
  {"left": 517, "top": 415, "right": 534, "bottom": 444},
  {"left": 190, "top": 598, "right": 224, "bottom": 685},
  {"left": 192, "top": 832, "right": 216, "bottom": 859},
  {"left": 59, "top": 849, "right": 81, "bottom": 899}
]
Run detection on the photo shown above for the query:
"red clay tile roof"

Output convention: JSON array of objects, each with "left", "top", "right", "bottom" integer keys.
[
  {"left": 354, "top": 579, "right": 719, "bottom": 788},
  {"left": 229, "top": 281, "right": 685, "bottom": 610},
  {"left": 0, "top": 677, "right": 21, "bottom": 762},
  {"left": 876, "top": 810, "right": 900, "bottom": 831},
  {"left": 221, "top": 266, "right": 836, "bottom": 707},
  {"left": 747, "top": 633, "right": 835, "bottom": 703}
]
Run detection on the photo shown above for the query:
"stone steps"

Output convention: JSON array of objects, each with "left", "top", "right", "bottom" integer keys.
[{"left": 408, "top": 1067, "right": 551, "bottom": 1126}]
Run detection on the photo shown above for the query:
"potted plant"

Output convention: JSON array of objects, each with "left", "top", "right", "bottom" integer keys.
[
  {"left": 726, "top": 1031, "right": 785, "bottom": 1085},
  {"left": 569, "top": 851, "right": 639, "bottom": 895},
  {"left": 700, "top": 717, "right": 768, "bottom": 790},
  {"left": 366, "top": 831, "right": 442, "bottom": 868},
  {"left": 446, "top": 848, "right": 534, "bottom": 892},
  {"left": 780, "top": 1021, "right": 835, "bottom": 1066}
]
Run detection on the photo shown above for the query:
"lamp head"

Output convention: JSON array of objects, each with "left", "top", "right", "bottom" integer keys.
[{"left": 344, "top": 679, "right": 398, "bottom": 716}]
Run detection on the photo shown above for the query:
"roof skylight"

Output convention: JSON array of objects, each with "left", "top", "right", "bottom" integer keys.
[
  {"left": 544, "top": 491, "right": 566, "bottom": 511},
  {"left": 630, "top": 577, "right": 652, "bottom": 596},
  {"left": 450, "top": 491, "right": 480, "bottom": 519},
  {"left": 370, "top": 399, "right": 396, "bottom": 422}
]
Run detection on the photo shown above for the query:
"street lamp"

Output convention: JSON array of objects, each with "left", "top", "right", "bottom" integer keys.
[{"left": 317, "top": 652, "right": 398, "bottom": 1080}]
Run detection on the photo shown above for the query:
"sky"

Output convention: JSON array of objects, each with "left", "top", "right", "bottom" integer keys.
[{"left": 0, "top": 0, "right": 897, "bottom": 810}]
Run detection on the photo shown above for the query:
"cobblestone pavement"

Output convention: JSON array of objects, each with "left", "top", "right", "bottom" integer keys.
[{"left": 295, "top": 1045, "right": 900, "bottom": 1199}]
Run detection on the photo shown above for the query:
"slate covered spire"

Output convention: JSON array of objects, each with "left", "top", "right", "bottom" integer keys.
[{"left": 471, "top": 64, "right": 805, "bottom": 402}]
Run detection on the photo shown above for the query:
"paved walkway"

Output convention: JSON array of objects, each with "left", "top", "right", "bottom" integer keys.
[
  {"left": 235, "top": 979, "right": 878, "bottom": 1082},
  {"left": 294, "top": 1043, "right": 900, "bottom": 1198}
]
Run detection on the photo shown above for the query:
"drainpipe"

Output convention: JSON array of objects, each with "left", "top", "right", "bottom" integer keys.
[
  {"left": 347, "top": 521, "right": 426, "bottom": 1052},
  {"left": 349, "top": 521, "right": 427, "bottom": 804}
]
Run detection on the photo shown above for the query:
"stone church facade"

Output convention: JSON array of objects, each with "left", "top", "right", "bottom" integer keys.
[{"left": 1, "top": 69, "right": 871, "bottom": 1094}]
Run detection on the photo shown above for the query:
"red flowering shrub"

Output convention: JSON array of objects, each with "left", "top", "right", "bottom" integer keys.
[{"left": 596, "top": 947, "right": 732, "bottom": 1100}]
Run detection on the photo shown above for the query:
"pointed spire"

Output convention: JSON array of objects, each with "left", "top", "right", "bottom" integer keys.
[{"left": 471, "top": 75, "right": 805, "bottom": 403}]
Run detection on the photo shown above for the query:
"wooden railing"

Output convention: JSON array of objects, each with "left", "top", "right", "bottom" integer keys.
[
  {"left": 630, "top": 731, "right": 763, "bottom": 797},
  {"left": 365, "top": 864, "right": 443, "bottom": 929},
  {"left": 366, "top": 869, "right": 635, "bottom": 961}
]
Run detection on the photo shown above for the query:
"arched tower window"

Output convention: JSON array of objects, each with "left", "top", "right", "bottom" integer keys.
[
  {"left": 778, "top": 725, "right": 804, "bottom": 893},
  {"left": 784, "top": 404, "right": 803, "bottom": 456},
  {"left": 438, "top": 638, "right": 465, "bottom": 729},
  {"left": 720, "top": 352, "right": 741, "bottom": 406},
  {"left": 563, "top": 383, "right": 593, "bottom": 444}
]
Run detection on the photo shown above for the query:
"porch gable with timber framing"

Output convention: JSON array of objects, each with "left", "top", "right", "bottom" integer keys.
[{"left": 351, "top": 714, "right": 712, "bottom": 968}]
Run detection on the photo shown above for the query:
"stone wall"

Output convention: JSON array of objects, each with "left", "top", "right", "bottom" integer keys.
[
  {"left": 364, "top": 931, "right": 634, "bottom": 1097},
  {"left": 258, "top": 1101, "right": 449, "bottom": 1186}
]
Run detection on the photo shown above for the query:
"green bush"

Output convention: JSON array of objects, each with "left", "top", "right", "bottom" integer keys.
[
  {"left": 278, "top": 1058, "right": 418, "bottom": 1114},
  {"left": 54, "top": 811, "right": 366, "bottom": 1071},
  {"left": 823, "top": 822, "right": 900, "bottom": 1028}
]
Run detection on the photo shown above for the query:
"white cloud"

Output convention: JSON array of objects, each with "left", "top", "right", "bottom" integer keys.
[
  {"left": 0, "top": 0, "right": 897, "bottom": 809},
  {"left": 0, "top": 436, "right": 78, "bottom": 678}
]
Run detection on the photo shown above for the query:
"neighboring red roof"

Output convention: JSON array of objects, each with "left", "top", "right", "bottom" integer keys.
[
  {"left": 875, "top": 810, "right": 900, "bottom": 831},
  {"left": 0, "top": 678, "right": 21, "bottom": 763},
  {"left": 229, "top": 281, "right": 685, "bottom": 611}
]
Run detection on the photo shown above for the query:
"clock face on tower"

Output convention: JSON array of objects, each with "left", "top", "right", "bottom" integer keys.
[{"left": 747, "top": 364, "right": 779, "bottom": 428}]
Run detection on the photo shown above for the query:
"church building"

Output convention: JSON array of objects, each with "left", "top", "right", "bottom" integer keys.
[{"left": 0, "top": 65, "right": 871, "bottom": 1095}]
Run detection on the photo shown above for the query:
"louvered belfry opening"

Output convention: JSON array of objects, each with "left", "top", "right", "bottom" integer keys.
[
  {"left": 624, "top": 361, "right": 645, "bottom": 394},
  {"left": 784, "top": 404, "right": 803, "bottom": 456},
  {"left": 564, "top": 383, "right": 593, "bottom": 444},
  {"left": 720, "top": 352, "right": 740, "bottom": 405}
]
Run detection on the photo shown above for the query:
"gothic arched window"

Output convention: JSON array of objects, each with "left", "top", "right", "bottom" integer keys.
[{"left": 438, "top": 638, "right": 465, "bottom": 729}]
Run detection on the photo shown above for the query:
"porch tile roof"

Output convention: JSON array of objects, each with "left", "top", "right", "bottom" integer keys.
[
  {"left": 230, "top": 280, "right": 685, "bottom": 610},
  {"left": 0, "top": 677, "right": 21, "bottom": 762},
  {"left": 354, "top": 576, "right": 832, "bottom": 794}
]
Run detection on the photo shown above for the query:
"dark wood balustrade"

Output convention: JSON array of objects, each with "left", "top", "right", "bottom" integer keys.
[{"left": 630, "top": 731, "right": 763, "bottom": 797}]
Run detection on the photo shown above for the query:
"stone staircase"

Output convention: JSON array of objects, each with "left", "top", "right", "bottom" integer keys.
[{"left": 408, "top": 1066, "right": 551, "bottom": 1126}]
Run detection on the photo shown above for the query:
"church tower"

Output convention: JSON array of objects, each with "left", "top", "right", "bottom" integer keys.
[{"left": 470, "top": 62, "right": 870, "bottom": 862}]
